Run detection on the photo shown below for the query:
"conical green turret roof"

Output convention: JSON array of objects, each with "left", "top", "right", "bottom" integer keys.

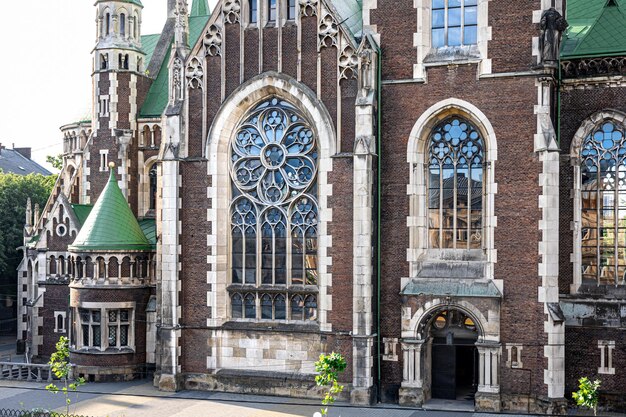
[
  {"left": 190, "top": 0, "right": 210, "bottom": 17},
  {"left": 69, "top": 166, "right": 153, "bottom": 252}
]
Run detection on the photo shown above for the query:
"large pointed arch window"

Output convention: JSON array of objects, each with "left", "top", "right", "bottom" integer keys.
[
  {"left": 230, "top": 97, "right": 318, "bottom": 321},
  {"left": 580, "top": 121, "right": 626, "bottom": 286},
  {"left": 428, "top": 117, "right": 484, "bottom": 249}
]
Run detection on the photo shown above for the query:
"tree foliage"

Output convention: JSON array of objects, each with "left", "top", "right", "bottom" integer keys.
[
  {"left": 46, "top": 336, "right": 86, "bottom": 414},
  {"left": 0, "top": 173, "right": 55, "bottom": 289},
  {"left": 572, "top": 377, "right": 601, "bottom": 416},
  {"left": 46, "top": 154, "right": 63, "bottom": 171},
  {"left": 314, "top": 352, "right": 347, "bottom": 416}
]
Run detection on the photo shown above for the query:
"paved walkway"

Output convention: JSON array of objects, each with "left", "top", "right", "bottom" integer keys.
[{"left": 0, "top": 379, "right": 621, "bottom": 417}]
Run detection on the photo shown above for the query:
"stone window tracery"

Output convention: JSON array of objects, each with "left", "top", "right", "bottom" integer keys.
[
  {"left": 580, "top": 121, "right": 626, "bottom": 285},
  {"left": 229, "top": 97, "right": 318, "bottom": 321},
  {"left": 427, "top": 117, "right": 484, "bottom": 249}
]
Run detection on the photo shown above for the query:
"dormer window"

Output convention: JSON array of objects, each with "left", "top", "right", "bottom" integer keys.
[
  {"left": 432, "top": 0, "right": 477, "bottom": 48},
  {"left": 250, "top": 0, "right": 258, "bottom": 24},
  {"left": 268, "top": 0, "right": 277, "bottom": 22}
]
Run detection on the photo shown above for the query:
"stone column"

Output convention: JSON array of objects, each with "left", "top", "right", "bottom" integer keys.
[
  {"left": 475, "top": 342, "right": 501, "bottom": 412},
  {"left": 535, "top": 78, "right": 565, "bottom": 402},
  {"left": 399, "top": 339, "right": 427, "bottom": 406},
  {"left": 157, "top": 156, "right": 181, "bottom": 391},
  {"left": 350, "top": 44, "right": 378, "bottom": 406}
]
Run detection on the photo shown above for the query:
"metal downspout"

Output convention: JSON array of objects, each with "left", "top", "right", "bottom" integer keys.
[{"left": 376, "top": 43, "right": 383, "bottom": 403}]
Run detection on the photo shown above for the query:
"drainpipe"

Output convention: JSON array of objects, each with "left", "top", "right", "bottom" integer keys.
[{"left": 376, "top": 42, "right": 383, "bottom": 403}]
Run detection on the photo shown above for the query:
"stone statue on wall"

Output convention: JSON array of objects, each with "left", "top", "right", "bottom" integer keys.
[{"left": 539, "top": 7, "right": 568, "bottom": 65}]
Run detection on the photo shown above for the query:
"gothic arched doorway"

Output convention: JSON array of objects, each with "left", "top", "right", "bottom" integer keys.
[{"left": 428, "top": 309, "right": 479, "bottom": 401}]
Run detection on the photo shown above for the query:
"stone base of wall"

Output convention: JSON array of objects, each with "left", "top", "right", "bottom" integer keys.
[
  {"left": 398, "top": 386, "right": 426, "bottom": 406},
  {"left": 156, "top": 372, "right": 182, "bottom": 392},
  {"left": 74, "top": 364, "right": 146, "bottom": 382},
  {"left": 180, "top": 370, "right": 351, "bottom": 402},
  {"left": 475, "top": 392, "right": 501, "bottom": 412},
  {"left": 350, "top": 386, "right": 376, "bottom": 405}
]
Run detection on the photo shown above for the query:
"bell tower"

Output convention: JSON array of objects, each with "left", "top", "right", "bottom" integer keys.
[{"left": 89, "top": 0, "right": 147, "bottom": 209}]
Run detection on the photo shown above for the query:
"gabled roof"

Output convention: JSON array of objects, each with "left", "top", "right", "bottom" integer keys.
[
  {"left": 139, "top": 14, "right": 210, "bottom": 118},
  {"left": 562, "top": 0, "right": 626, "bottom": 58},
  {"left": 69, "top": 167, "right": 153, "bottom": 252},
  {"left": 141, "top": 33, "right": 161, "bottom": 68},
  {"left": 71, "top": 204, "right": 93, "bottom": 226},
  {"left": 0, "top": 148, "right": 52, "bottom": 176}
]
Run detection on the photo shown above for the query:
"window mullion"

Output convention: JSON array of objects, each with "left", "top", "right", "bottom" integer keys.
[
  {"left": 272, "top": 230, "right": 276, "bottom": 285},
  {"left": 460, "top": 0, "right": 465, "bottom": 45},
  {"left": 615, "top": 187, "right": 619, "bottom": 285},
  {"left": 439, "top": 161, "right": 444, "bottom": 247},
  {"left": 597, "top": 170, "right": 601, "bottom": 284},
  {"left": 444, "top": 0, "right": 449, "bottom": 46},
  {"left": 467, "top": 168, "right": 472, "bottom": 250},
  {"left": 453, "top": 158, "right": 458, "bottom": 249}
]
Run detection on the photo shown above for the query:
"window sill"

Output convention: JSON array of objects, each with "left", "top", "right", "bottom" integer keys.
[
  {"left": 223, "top": 320, "right": 319, "bottom": 333},
  {"left": 71, "top": 347, "right": 135, "bottom": 355},
  {"left": 424, "top": 45, "right": 481, "bottom": 67}
]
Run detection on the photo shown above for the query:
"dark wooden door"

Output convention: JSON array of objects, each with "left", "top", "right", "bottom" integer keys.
[{"left": 432, "top": 345, "right": 456, "bottom": 399}]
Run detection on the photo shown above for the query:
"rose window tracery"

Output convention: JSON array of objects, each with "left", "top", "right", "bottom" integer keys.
[{"left": 230, "top": 98, "right": 319, "bottom": 321}]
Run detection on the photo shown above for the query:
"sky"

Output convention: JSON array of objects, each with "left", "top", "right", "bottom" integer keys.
[{"left": 0, "top": 0, "right": 218, "bottom": 171}]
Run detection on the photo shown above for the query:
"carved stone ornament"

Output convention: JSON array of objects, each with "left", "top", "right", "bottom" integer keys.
[
  {"left": 359, "top": 45, "right": 374, "bottom": 94},
  {"left": 339, "top": 46, "right": 358, "bottom": 80},
  {"left": 186, "top": 57, "right": 204, "bottom": 89},
  {"left": 203, "top": 24, "right": 223, "bottom": 57},
  {"left": 223, "top": 0, "right": 241, "bottom": 24},
  {"left": 319, "top": 13, "right": 338, "bottom": 48},
  {"left": 299, "top": 0, "right": 317, "bottom": 17},
  {"left": 561, "top": 56, "right": 626, "bottom": 78},
  {"left": 539, "top": 7, "right": 568, "bottom": 65},
  {"left": 175, "top": 0, "right": 189, "bottom": 29},
  {"left": 172, "top": 57, "right": 184, "bottom": 100}
]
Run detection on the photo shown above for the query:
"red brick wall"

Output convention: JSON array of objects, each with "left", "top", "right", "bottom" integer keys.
[{"left": 377, "top": 64, "right": 544, "bottom": 396}]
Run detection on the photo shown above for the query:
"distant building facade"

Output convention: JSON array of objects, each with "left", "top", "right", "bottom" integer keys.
[
  {"left": 17, "top": 0, "right": 626, "bottom": 414},
  {"left": 0, "top": 145, "right": 51, "bottom": 176}
]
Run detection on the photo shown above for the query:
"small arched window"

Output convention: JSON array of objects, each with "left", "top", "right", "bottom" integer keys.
[
  {"left": 120, "top": 13, "right": 126, "bottom": 37},
  {"left": 287, "top": 0, "right": 297, "bottom": 20},
  {"left": 427, "top": 117, "right": 484, "bottom": 249},
  {"left": 105, "top": 13, "right": 110, "bottom": 35},
  {"left": 249, "top": 0, "right": 258, "bottom": 24},
  {"left": 149, "top": 164, "right": 157, "bottom": 210},
  {"left": 268, "top": 0, "right": 277, "bottom": 22},
  {"left": 580, "top": 120, "right": 626, "bottom": 285}
]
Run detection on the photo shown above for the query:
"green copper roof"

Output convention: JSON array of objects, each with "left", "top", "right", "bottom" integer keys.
[
  {"left": 562, "top": 0, "right": 626, "bottom": 58},
  {"left": 141, "top": 34, "right": 161, "bottom": 69},
  {"left": 71, "top": 204, "right": 93, "bottom": 226},
  {"left": 139, "top": 14, "right": 210, "bottom": 118},
  {"left": 401, "top": 279, "right": 502, "bottom": 298},
  {"left": 190, "top": 0, "right": 210, "bottom": 17},
  {"left": 330, "top": 0, "right": 362, "bottom": 39},
  {"left": 138, "top": 218, "right": 157, "bottom": 245},
  {"left": 69, "top": 168, "right": 153, "bottom": 252}
]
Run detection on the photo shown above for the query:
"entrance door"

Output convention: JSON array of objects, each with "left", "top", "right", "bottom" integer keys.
[{"left": 431, "top": 344, "right": 456, "bottom": 399}]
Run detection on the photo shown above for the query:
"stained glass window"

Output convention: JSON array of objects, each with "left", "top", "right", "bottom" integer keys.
[
  {"left": 581, "top": 121, "right": 626, "bottom": 285},
  {"left": 230, "top": 97, "right": 319, "bottom": 321},
  {"left": 428, "top": 117, "right": 484, "bottom": 249},
  {"left": 432, "top": 0, "right": 478, "bottom": 48}
]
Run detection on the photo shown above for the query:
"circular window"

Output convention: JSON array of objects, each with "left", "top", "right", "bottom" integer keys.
[
  {"left": 56, "top": 224, "right": 67, "bottom": 237},
  {"left": 433, "top": 314, "right": 447, "bottom": 330}
]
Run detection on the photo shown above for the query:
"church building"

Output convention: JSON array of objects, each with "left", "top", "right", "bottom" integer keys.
[{"left": 16, "top": 0, "right": 626, "bottom": 413}]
